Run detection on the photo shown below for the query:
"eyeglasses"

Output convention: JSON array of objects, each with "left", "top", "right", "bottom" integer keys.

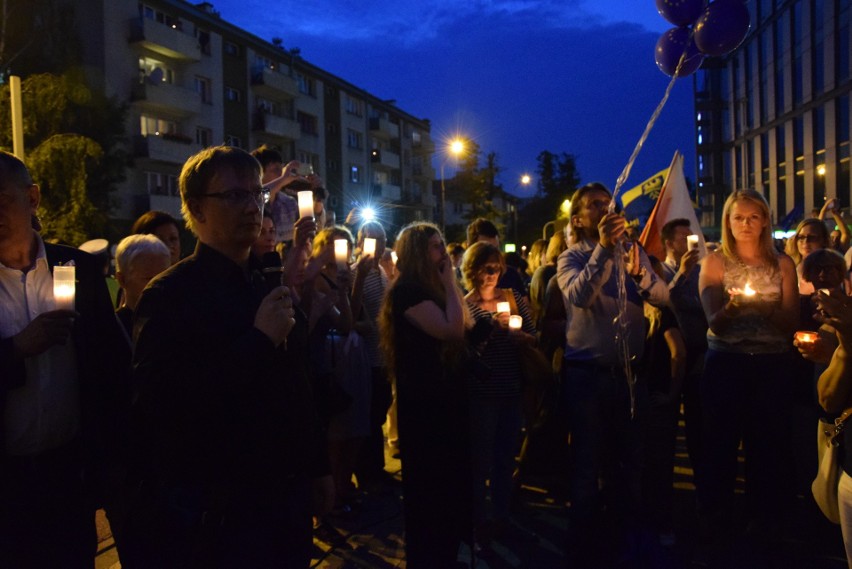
[
  {"left": 796, "top": 234, "right": 822, "bottom": 243},
  {"left": 201, "top": 188, "right": 270, "bottom": 210}
]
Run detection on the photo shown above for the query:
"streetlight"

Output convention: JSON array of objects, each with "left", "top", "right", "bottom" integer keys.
[
  {"left": 440, "top": 137, "right": 465, "bottom": 233},
  {"left": 510, "top": 174, "right": 532, "bottom": 243}
]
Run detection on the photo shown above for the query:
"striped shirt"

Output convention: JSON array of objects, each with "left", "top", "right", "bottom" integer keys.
[
  {"left": 466, "top": 289, "right": 535, "bottom": 398},
  {"left": 352, "top": 259, "right": 388, "bottom": 367}
]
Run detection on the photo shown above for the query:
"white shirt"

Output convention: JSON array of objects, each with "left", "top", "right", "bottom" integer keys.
[{"left": 0, "top": 236, "right": 80, "bottom": 455}]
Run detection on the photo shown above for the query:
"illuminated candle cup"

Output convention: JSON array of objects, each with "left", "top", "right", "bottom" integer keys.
[
  {"left": 496, "top": 302, "right": 511, "bottom": 314},
  {"left": 795, "top": 331, "right": 819, "bottom": 344},
  {"left": 53, "top": 265, "right": 75, "bottom": 311},
  {"left": 334, "top": 239, "right": 349, "bottom": 269},
  {"left": 742, "top": 282, "right": 757, "bottom": 297},
  {"left": 390, "top": 251, "right": 398, "bottom": 265},
  {"left": 686, "top": 234, "right": 700, "bottom": 251},
  {"left": 508, "top": 315, "right": 523, "bottom": 330},
  {"left": 363, "top": 237, "right": 377, "bottom": 258},
  {"left": 297, "top": 190, "right": 314, "bottom": 219}
]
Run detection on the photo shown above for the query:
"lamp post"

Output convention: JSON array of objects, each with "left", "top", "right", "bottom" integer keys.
[
  {"left": 509, "top": 174, "right": 532, "bottom": 243},
  {"left": 440, "top": 138, "right": 465, "bottom": 234}
]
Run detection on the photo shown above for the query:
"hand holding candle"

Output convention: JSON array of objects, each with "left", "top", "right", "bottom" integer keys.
[
  {"left": 362, "top": 237, "right": 376, "bottom": 258},
  {"left": 686, "top": 234, "right": 700, "bottom": 251},
  {"left": 508, "top": 315, "right": 522, "bottom": 331},
  {"left": 53, "top": 265, "right": 75, "bottom": 311},
  {"left": 794, "top": 331, "right": 819, "bottom": 345},
  {"left": 496, "top": 301, "right": 510, "bottom": 315}
]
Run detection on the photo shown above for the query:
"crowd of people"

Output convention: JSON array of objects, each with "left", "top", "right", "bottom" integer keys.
[{"left": 2, "top": 144, "right": 852, "bottom": 568}]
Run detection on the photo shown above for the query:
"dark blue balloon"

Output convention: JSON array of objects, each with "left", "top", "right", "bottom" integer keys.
[
  {"left": 655, "top": 27, "right": 705, "bottom": 77},
  {"left": 656, "top": 0, "right": 706, "bottom": 27},
  {"left": 694, "top": 0, "right": 751, "bottom": 57}
]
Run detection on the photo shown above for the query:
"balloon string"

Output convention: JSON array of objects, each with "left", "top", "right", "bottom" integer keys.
[
  {"left": 610, "top": 28, "right": 695, "bottom": 204},
  {"left": 608, "top": 29, "right": 695, "bottom": 419}
]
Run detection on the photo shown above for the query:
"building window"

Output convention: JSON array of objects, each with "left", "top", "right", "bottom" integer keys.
[
  {"left": 139, "top": 57, "right": 174, "bottom": 84},
  {"left": 224, "top": 87, "right": 241, "bottom": 102},
  {"left": 349, "top": 165, "right": 361, "bottom": 183},
  {"left": 145, "top": 171, "right": 179, "bottom": 196},
  {"left": 298, "top": 152, "right": 319, "bottom": 173},
  {"left": 197, "top": 29, "right": 211, "bottom": 55},
  {"left": 196, "top": 127, "right": 212, "bottom": 147},
  {"left": 344, "top": 94, "right": 363, "bottom": 116},
  {"left": 347, "top": 129, "right": 363, "bottom": 149},
  {"left": 195, "top": 76, "right": 212, "bottom": 104},
  {"left": 255, "top": 55, "right": 276, "bottom": 70},
  {"left": 224, "top": 41, "right": 240, "bottom": 57},
  {"left": 225, "top": 135, "right": 242, "bottom": 148},
  {"left": 297, "top": 111, "right": 318, "bottom": 135},
  {"left": 297, "top": 72, "right": 316, "bottom": 97},
  {"left": 140, "top": 115, "right": 177, "bottom": 136}
]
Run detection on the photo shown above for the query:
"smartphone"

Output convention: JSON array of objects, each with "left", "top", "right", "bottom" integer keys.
[{"left": 297, "top": 163, "right": 314, "bottom": 177}]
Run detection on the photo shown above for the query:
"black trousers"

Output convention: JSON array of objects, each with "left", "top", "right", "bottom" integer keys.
[{"left": 0, "top": 441, "right": 97, "bottom": 569}]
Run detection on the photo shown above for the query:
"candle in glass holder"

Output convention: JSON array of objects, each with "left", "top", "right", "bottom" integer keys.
[
  {"left": 363, "top": 237, "right": 376, "bottom": 258},
  {"left": 496, "top": 302, "right": 511, "bottom": 314},
  {"left": 795, "top": 331, "right": 819, "bottom": 344},
  {"left": 508, "top": 315, "right": 523, "bottom": 331},
  {"left": 686, "top": 234, "right": 700, "bottom": 251},
  {"left": 297, "top": 190, "right": 314, "bottom": 219},
  {"left": 390, "top": 251, "right": 398, "bottom": 265},
  {"left": 334, "top": 239, "right": 349, "bottom": 270},
  {"left": 53, "top": 265, "right": 75, "bottom": 311}
]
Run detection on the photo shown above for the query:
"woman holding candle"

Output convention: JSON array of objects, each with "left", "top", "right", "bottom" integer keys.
[
  {"left": 698, "top": 189, "right": 799, "bottom": 542},
  {"left": 379, "top": 222, "right": 473, "bottom": 569},
  {"left": 461, "top": 241, "right": 536, "bottom": 547}
]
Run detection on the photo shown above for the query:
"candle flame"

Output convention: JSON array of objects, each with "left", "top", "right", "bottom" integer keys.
[{"left": 743, "top": 282, "right": 756, "bottom": 296}]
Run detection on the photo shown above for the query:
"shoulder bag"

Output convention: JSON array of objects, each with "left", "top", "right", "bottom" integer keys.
[{"left": 813, "top": 406, "right": 852, "bottom": 524}]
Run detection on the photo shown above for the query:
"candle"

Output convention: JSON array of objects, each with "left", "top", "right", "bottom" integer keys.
[
  {"left": 795, "top": 331, "right": 819, "bottom": 344},
  {"left": 334, "top": 239, "right": 349, "bottom": 269},
  {"left": 53, "top": 265, "right": 75, "bottom": 311},
  {"left": 390, "top": 251, "right": 398, "bottom": 265},
  {"left": 496, "top": 302, "right": 511, "bottom": 314},
  {"left": 363, "top": 237, "right": 376, "bottom": 258},
  {"left": 686, "top": 234, "right": 699, "bottom": 251},
  {"left": 742, "top": 282, "right": 757, "bottom": 297},
  {"left": 508, "top": 315, "right": 523, "bottom": 330},
  {"left": 297, "top": 190, "right": 314, "bottom": 219}
]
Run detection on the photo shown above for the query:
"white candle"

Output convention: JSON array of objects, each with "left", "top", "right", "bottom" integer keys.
[
  {"left": 297, "top": 190, "right": 314, "bottom": 219},
  {"left": 508, "top": 315, "right": 523, "bottom": 330},
  {"left": 390, "top": 251, "right": 398, "bottom": 265},
  {"left": 53, "top": 265, "right": 75, "bottom": 311},
  {"left": 363, "top": 237, "right": 376, "bottom": 257},
  {"left": 742, "top": 282, "right": 757, "bottom": 297},
  {"left": 334, "top": 239, "right": 349, "bottom": 269},
  {"left": 496, "top": 302, "right": 510, "bottom": 314},
  {"left": 686, "top": 234, "right": 699, "bottom": 251}
]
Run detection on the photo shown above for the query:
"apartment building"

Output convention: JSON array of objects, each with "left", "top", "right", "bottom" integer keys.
[
  {"left": 73, "top": 0, "right": 435, "bottom": 231},
  {"left": 694, "top": 0, "right": 851, "bottom": 227}
]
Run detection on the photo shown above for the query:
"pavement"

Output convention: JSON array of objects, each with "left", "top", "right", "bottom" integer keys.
[{"left": 95, "top": 419, "right": 851, "bottom": 569}]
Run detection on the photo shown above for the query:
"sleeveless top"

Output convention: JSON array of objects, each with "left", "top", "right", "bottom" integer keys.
[{"left": 706, "top": 254, "right": 789, "bottom": 354}]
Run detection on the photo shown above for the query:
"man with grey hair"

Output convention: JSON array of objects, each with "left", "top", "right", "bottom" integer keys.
[
  {"left": 123, "top": 145, "right": 332, "bottom": 567},
  {"left": 114, "top": 234, "right": 171, "bottom": 339},
  {"left": 0, "top": 150, "right": 130, "bottom": 567}
]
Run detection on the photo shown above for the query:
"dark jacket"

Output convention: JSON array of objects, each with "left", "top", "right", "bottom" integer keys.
[{"left": 0, "top": 242, "right": 131, "bottom": 494}]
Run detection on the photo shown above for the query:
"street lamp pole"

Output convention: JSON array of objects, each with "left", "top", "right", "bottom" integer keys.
[{"left": 440, "top": 161, "right": 447, "bottom": 234}]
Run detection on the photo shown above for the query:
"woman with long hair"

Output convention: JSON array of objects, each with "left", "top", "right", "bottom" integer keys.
[
  {"left": 785, "top": 218, "right": 831, "bottom": 295},
  {"left": 698, "top": 189, "right": 799, "bottom": 542},
  {"left": 379, "top": 222, "right": 472, "bottom": 569}
]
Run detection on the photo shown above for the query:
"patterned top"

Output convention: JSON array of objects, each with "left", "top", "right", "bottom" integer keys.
[
  {"left": 707, "top": 254, "right": 788, "bottom": 354},
  {"left": 352, "top": 259, "right": 388, "bottom": 368},
  {"left": 269, "top": 192, "right": 298, "bottom": 243},
  {"left": 466, "top": 289, "right": 535, "bottom": 398}
]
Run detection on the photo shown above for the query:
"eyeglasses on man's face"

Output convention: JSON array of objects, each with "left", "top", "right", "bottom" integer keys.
[{"left": 201, "top": 187, "right": 270, "bottom": 210}]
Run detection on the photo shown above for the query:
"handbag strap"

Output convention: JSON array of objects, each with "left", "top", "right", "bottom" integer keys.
[{"left": 826, "top": 406, "right": 852, "bottom": 445}]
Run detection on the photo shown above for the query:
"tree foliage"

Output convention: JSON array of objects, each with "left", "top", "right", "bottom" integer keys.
[
  {"left": 444, "top": 141, "right": 507, "bottom": 238},
  {"left": 517, "top": 151, "right": 581, "bottom": 245}
]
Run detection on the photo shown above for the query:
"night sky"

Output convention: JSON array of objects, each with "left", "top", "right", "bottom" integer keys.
[{"left": 212, "top": 0, "right": 698, "bottom": 198}]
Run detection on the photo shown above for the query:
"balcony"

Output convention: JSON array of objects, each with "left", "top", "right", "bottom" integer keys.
[
  {"left": 252, "top": 111, "right": 301, "bottom": 140},
  {"left": 372, "top": 183, "right": 401, "bottom": 202},
  {"left": 251, "top": 66, "right": 298, "bottom": 99},
  {"left": 370, "top": 148, "right": 400, "bottom": 170},
  {"left": 411, "top": 164, "right": 436, "bottom": 179},
  {"left": 369, "top": 116, "right": 400, "bottom": 140},
  {"left": 137, "top": 194, "right": 183, "bottom": 220},
  {"left": 133, "top": 134, "right": 202, "bottom": 164},
  {"left": 131, "top": 81, "right": 202, "bottom": 117},
  {"left": 129, "top": 17, "right": 201, "bottom": 62}
]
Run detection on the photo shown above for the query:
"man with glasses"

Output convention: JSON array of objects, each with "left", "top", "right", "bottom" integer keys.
[
  {"left": 0, "top": 151, "right": 130, "bottom": 567},
  {"left": 124, "top": 146, "right": 332, "bottom": 567}
]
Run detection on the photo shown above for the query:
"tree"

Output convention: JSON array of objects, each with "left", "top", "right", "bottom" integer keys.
[{"left": 516, "top": 151, "right": 581, "bottom": 246}]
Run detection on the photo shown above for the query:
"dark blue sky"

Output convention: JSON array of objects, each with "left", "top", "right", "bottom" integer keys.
[{"left": 214, "top": 0, "right": 697, "bottom": 198}]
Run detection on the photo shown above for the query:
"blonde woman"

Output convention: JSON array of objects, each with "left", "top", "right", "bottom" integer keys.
[
  {"left": 698, "top": 189, "right": 798, "bottom": 541},
  {"left": 379, "top": 222, "right": 472, "bottom": 569}
]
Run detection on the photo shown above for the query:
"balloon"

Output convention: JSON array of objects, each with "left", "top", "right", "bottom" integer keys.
[
  {"left": 655, "top": 27, "right": 705, "bottom": 77},
  {"left": 656, "top": 0, "right": 706, "bottom": 27},
  {"left": 694, "top": 0, "right": 751, "bottom": 57}
]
